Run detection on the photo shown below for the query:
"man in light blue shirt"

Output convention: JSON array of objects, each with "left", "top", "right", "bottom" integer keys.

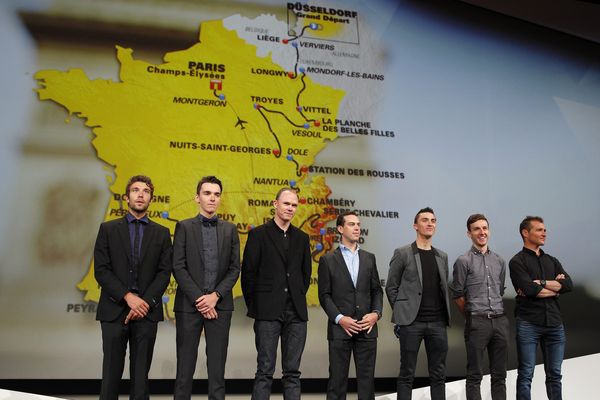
[{"left": 318, "top": 211, "right": 383, "bottom": 399}]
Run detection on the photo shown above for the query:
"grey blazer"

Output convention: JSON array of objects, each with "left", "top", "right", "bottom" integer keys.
[
  {"left": 385, "top": 242, "right": 451, "bottom": 326},
  {"left": 172, "top": 215, "right": 240, "bottom": 312}
]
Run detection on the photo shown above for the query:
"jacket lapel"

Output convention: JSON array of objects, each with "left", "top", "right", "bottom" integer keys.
[
  {"left": 117, "top": 217, "right": 133, "bottom": 265},
  {"left": 216, "top": 220, "right": 225, "bottom": 269},
  {"left": 433, "top": 249, "right": 447, "bottom": 289},
  {"left": 139, "top": 221, "right": 155, "bottom": 264},
  {"left": 333, "top": 247, "right": 355, "bottom": 288},
  {"left": 356, "top": 249, "right": 368, "bottom": 289},
  {"left": 192, "top": 216, "right": 205, "bottom": 266},
  {"left": 411, "top": 242, "right": 423, "bottom": 287}
]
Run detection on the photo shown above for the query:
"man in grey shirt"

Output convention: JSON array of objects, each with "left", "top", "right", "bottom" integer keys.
[{"left": 451, "top": 214, "right": 508, "bottom": 400}]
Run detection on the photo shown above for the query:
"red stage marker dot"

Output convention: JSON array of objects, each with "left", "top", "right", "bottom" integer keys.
[
  {"left": 314, "top": 121, "right": 321, "bottom": 127},
  {"left": 282, "top": 39, "right": 289, "bottom": 44},
  {"left": 317, "top": 221, "right": 324, "bottom": 228},
  {"left": 300, "top": 165, "right": 308, "bottom": 173},
  {"left": 299, "top": 198, "right": 307, "bottom": 204},
  {"left": 273, "top": 149, "right": 281, "bottom": 156},
  {"left": 288, "top": 72, "right": 295, "bottom": 78}
]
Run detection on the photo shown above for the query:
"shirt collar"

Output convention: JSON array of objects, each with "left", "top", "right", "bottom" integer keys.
[
  {"left": 339, "top": 243, "right": 360, "bottom": 254},
  {"left": 126, "top": 212, "right": 149, "bottom": 224},
  {"left": 522, "top": 246, "right": 545, "bottom": 257},
  {"left": 269, "top": 218, "right": 291, "bottom": 235},
  {"left": 200, "top": 214, "right": 218, "bottom": 226},
  {"left": 470, "top": 245, "right": 490, "bottom": 255}
]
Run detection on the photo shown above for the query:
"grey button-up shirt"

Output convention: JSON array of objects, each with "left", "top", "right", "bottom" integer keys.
[
  {"left": 451, "top": 246, "right": 506, "bottom": 314},
  {"left": 201, "top": 222, "right": 219, "bottom": 292}
]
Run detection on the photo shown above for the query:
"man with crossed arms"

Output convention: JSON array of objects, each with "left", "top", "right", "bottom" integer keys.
[{"left": 509, "top": 216, "right": 572, "bottom": 400}]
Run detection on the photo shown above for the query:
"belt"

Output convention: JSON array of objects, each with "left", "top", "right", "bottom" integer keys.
[{"left": 470, "top": 311, "right": 505, "bottom": 319}]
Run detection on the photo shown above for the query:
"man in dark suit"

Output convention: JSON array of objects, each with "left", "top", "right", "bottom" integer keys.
[
  {"left": 172, "top": 176, "right": 240, "bottom": 400},
  {"left": 318, "top": 211, "right": 383, "bottom": 400},
  {"left": 94, "top": 175, "right": 172, "bottom": 400},
  {"left": 241, "top": 187, "right": 312, "bottom": 399},
  {"left": 385, "top": 207, "right": 451, "bottom": 400}
]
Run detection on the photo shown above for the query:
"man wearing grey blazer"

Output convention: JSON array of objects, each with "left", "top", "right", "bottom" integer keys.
[
  {"left": 318, "top": 211, "right": 383, "bottom": 400},
  {"left": 173, "top": 176, "right": 241, "bottom": 400},
  {"left": 385, "top": 207, "right": 451, "bottom": 400}
]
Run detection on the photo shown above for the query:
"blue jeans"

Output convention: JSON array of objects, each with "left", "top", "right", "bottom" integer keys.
[
  {"left": 515, "top": 319, "right": 565, "bottom": 400},
  {"left": 251, "top": 299, "right": 307, "bottom": 400}
]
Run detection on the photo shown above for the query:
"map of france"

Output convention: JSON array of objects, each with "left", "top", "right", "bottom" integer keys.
[{"left": 34, "top": 17, "right": 346, "bottom": 315}]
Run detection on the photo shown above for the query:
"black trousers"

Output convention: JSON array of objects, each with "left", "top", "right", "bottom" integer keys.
[
  {"left": 464, "top": 314, "right": 509, "bottom": 400},
  {"left": 327, "top": 335, "right": 377, "bottom": 400},
  {"left": 395, "top": 320, "right": 448, "bottom": 400},
  {"left": 252, "top": 300, "right": 307, "bottom": 400},
  {"left": 174, "top": 310, "right": 232, "bottom": 400},
  {"left": 100, "top": 314, "right": 158, "bottom": 400}
]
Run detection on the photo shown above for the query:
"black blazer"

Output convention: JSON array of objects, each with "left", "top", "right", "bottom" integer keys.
[
  {"left": 172, "top": 216, "right": 240, "bottom": 312},
  {"left": 241, "top": 220, "right": 312, "bottom": 321},
  {"left": 318, "top": 247, "right": 383, "bottom": 340},
  {"left": 94, "top": 216, "right": 172, "bottom": 322}
]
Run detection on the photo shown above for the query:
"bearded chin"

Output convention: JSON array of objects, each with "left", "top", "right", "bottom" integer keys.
[{"left": 130, "top": 203, "right": 149, "bottom": 213}]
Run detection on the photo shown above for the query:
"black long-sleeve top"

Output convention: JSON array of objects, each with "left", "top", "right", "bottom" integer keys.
[{"left": 509, "top": 247, "right": 573, "bottom": 327}]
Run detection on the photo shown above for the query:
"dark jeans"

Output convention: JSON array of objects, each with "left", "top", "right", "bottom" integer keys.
[
  {"left": 464, "top": 314, "right": 509, "bottom": 400},
  {"left": 252, "top": 302, "right": 307, "bottom": 400},
  {"left": 395, "top": 320, "right": 447, "bottom": 400},
  {"left": 174, "top": 311, "right": 232, "bottom": 400},
  {"left": 516, "top": 319, "right": 565, "bottom": 400},
  {"left": 327, "top": 335, "right": 377, "bottom": 400},
  {"left": 100, "top": 316, "right": 158, "bottom": 400}
]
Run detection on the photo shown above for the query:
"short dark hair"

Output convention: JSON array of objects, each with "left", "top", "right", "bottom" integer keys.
[
  {"left": 275, "top": 187, "right": 297, "bottom": 200},
  {"left": 414, "top": 207, "right": 435, "bottom": 224},
  {"left": 196, "top": 176, "right": 222, "bottom": 194},
  {"left": 467, "top": 214, "right": 488, "bottom": 231},
  {"left": 336, "top": 211, "right": 358, "bottom": 227},
  {"left": 125, "top": 175, "right": 154, "bottom": 197},
  {"left": 519, "top": 216, "right": 544, "bottom": 239}
]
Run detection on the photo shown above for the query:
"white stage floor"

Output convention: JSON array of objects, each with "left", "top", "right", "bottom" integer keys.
[
  {"left": 375, "top": 353, "right": 600, "bottom": 399},
  {"left": 1, "top": 353, "right": 598, "bottom": 400}
]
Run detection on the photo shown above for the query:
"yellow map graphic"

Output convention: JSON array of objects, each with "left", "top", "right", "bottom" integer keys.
[{"left": 34, "top": 19, "right": 345, "bottom": 317}]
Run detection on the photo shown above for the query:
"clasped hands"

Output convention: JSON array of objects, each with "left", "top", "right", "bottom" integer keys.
[
  {"left": 124, "top": 292, "right": 149, "bottom": 324},
  {"left": 339, "top": 312, "right": 379, "bottom": 336},
  {"left": 195, "top": 292, "right": 219, "bottom": 320}
]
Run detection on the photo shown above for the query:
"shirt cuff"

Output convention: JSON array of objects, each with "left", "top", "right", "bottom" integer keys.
[{"left": 335, "top": 314, "right": 343, "bottom": 324}]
